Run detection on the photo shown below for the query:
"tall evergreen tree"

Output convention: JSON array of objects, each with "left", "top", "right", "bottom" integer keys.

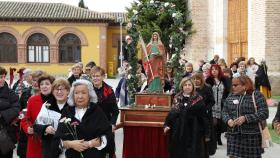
[
  {"left": 78, "top": 0, "right": 88, "bottom": 9},
  {"left": 126, "top": 0, "right": 193, "bottom": 102}
]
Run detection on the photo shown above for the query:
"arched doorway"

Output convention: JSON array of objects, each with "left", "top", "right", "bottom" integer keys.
[
  {"left": 58, "top": 33, "right": 81, "bottom": 63},
  {"left": 27, "top": 33, "right": 50, "bottom": 63},
  {"left": 0, "top": 32, "right": 17, "bottom": 63}
]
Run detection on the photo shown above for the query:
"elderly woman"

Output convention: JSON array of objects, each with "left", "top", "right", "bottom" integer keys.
[
  {"left": 32, "top": 78, "right": 70, "bottom": 158},
  {"left": 21, "top": 74, "right": 55, "bottom": 158},
  {"left": 0, "top": 66, "right": 20, "bottom": 158},
  {"left": 68, "top": 63, "right": 83, "bottom": 86},
  {"left": 232, "top": 61, "right": 248, "bottom": 78},
  {"left": 52, "top": 79, "right": 114, "bottom": 158},
  {"left": 202, "top": 63, "right": 211, "bottom": 80},
  {"left": 91, "top": 66, "right": 118, "bottom": 158},
  {"left": 246, "top": 57, "right": 259, "bottom": 83},
  {"left": 222, "top": 76, "right": 268, "bottom": 158},
  {"left": 91, "top": 66, "right": 119, "bottom": 130},
  {"left": 164, "top": 77, "right": 209, "bottom": 158}
]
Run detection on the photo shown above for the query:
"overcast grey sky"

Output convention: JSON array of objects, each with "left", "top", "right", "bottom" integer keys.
[{"left": 0, "top": 0, "right": 135, "bottom": 12}]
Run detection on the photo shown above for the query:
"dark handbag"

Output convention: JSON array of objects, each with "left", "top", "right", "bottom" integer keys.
[{"left": 0, "top": 127, "right": 16, "bottom": 154}]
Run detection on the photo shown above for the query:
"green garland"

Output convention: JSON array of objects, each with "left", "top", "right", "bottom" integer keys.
[{"left": 126, "top": 0, "right": 193, "bottom": 104}]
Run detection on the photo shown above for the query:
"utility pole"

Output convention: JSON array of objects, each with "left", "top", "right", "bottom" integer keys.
[{"left": 118, "top": 16, "right": 124, "bottom": 67}]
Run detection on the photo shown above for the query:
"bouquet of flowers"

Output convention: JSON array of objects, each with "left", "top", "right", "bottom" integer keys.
[
  {"left": 60, "top": 117, "right": 84, "bottom": 158},
  {"left": 36, "top": 101, "right": 61, "bottom": 130}
]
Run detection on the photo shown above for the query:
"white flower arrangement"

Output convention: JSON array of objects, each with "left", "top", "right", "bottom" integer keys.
[
  {"left": 133, "top": 10, "right": 138, "bottom": 14},
  {"left": 59, "top": 117, "right": 66, "bottom": 123},
  {"left": 65, "top": 118, "right": 72, "bottom": 123},
  {"left": 164, "top": 2, "right": 169, "bottom": 7},
  {"left": 60, "top": 117, "right": 83, "bottom": 157},
  {"left": 127, "top": 74, "right": 132, "bottom": 79},
  {"left": 150, "top": 0, "right": 154, "bottom": 4}
]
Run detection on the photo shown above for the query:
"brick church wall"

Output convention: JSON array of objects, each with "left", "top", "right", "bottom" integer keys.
[
  {"left": 265, "top": 0, "right": 280, "bottom": 95},
  {"left": 184, "top": 0, "right": 210, "bottom": 67}
]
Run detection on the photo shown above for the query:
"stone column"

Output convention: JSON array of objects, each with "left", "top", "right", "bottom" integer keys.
[
  {"left": 17, "top": 44, "right": 26, "bottom": 63},
  {"left": 50, "top": 45, "right": 59, "bottom": 63}
]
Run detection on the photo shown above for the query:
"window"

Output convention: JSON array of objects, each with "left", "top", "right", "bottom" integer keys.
[
  {"left": 0, "top": 32, "right": 17, "bottom": 63},
  {"left": 59, "top": 34, "right": 81, "bottom": 63},
  {"left": 27, "top": 33, "right": 50, "bottom": 63}
]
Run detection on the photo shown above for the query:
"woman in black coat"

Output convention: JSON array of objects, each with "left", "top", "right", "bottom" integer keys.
[
  {"left": 91, "top": 66, "right": 119, "bottom": 158},
  {"left": 192, "top": 72, "right": 216, "bottom": 156},
  {"left": 36, "top": 78, "right": 71, "bottom": 158},
  {"left": 0, "top": 66, "right": 20, "bottom": 158},
  {"left": 52, "top": 79, "right": 114, "bottom": 158},
  {"left": 255, "top": 60, "right": 271, "bottom": 98},
  {"left": 91, "top": 66, "right": 119, "bottom": 130},
  {"left": 32, "top": 74, "right": 57, "bottom": 158},
  {"left": 164, "top": 77, "right": 209, "bottom": 158}
]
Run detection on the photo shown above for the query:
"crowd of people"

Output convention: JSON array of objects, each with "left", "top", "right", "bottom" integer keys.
[
  {"left": 0, "top": 63, "right": 118, "bottom": 158},
  {"left": 0, "top": 51, "right": 279, "bottom": 158},
  {"left": 162, "top": 55, "right": 278, "bottom": 158}
]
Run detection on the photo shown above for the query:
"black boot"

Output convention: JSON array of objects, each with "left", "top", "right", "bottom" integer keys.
[
  {"left": 217, "top": 137, "right": 223, "bottom": 145},
  {"left": 217, "top": 133, "right": 223, "bottom": 145}
]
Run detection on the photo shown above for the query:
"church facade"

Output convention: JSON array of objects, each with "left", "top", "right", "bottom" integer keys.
[{"left": 185, "top": 0, "right": 280, "bottom": 95}]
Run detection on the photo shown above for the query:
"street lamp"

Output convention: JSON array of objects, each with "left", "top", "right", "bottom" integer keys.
[{"left": 118, "top": 16, "right": 124, "bottom": 67}]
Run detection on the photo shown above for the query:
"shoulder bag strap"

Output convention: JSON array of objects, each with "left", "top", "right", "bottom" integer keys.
[
  {"left": 252, "top": 91, "right": 257, "bottom": 112},
  {"left": 252, "top": 91, "right": 263, "bottom": 132}
]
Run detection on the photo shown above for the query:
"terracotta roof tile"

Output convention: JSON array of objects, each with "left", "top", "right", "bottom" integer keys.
[{"left": 0, "top": 1, "right": 116, "bottom": 22}]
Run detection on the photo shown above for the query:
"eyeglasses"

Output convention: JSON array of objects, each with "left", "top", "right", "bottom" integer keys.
[
  {"left": 92, "top": 75, "right": 102, "bottom": 78},
  {"left": 54, "top": 88, "right": 66, "bottom": 92}
]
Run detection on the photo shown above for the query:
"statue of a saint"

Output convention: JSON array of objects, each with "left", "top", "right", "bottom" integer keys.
[{"left": 144, "top": 32, "right": 166, "bottom": 93}]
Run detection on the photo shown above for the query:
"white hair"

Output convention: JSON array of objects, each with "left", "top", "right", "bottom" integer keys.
[
  {"left": 67, "top": 79, "right": 98, "bottom": 106},
  {"left": 202, "top": 63, "right": 211, "bottom": 71},
  {"left": 23, "top": 68, "right": 32, "bottom": 79}
]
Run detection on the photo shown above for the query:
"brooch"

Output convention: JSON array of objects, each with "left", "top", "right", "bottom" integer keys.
[{"left": 233, "top": 99, "right": 239, "bottom": 105}]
